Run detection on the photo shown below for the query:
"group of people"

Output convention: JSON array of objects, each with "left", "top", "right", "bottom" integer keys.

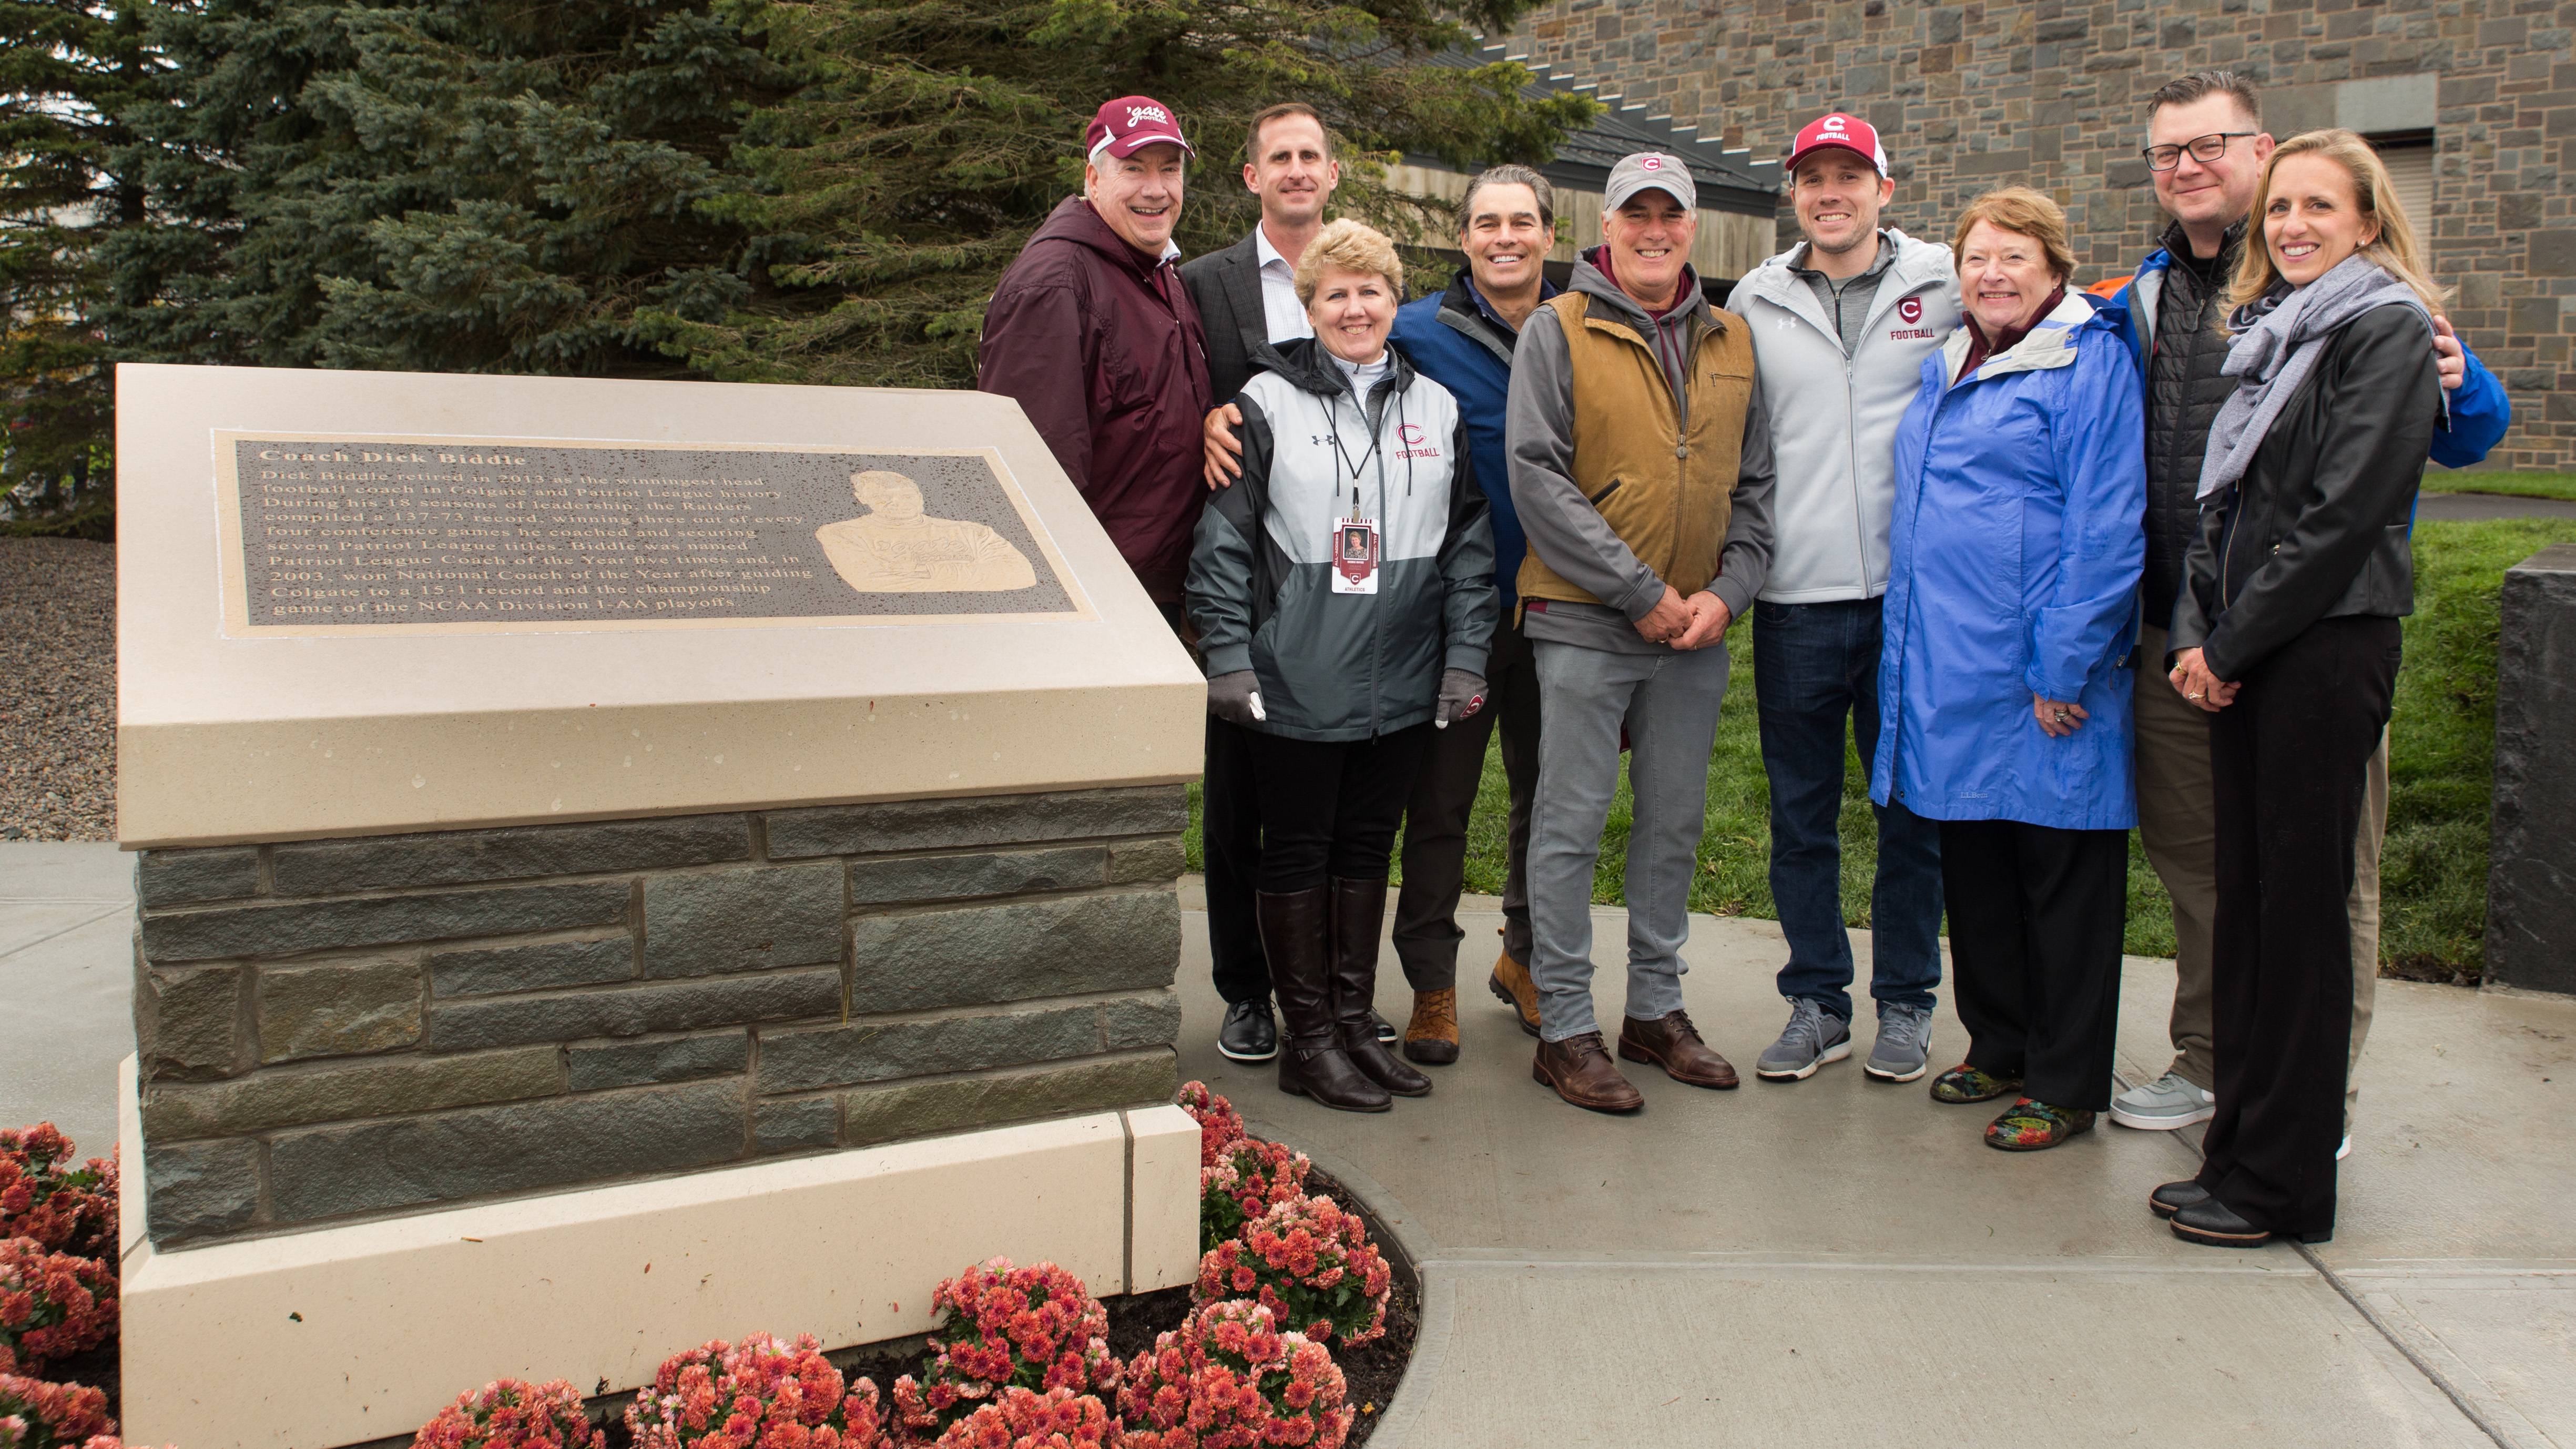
[{"left": 974, "top": 74, "right": 2512, "bottom": 1253}]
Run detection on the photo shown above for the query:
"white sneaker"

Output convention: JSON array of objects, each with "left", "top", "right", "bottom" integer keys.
[
  {"left": 2337, "top": 1134, "right": 2351, "bottom": 1161},
  {"left": 2109, "top": 1071, "right": 2216, "bottom": 1130}
]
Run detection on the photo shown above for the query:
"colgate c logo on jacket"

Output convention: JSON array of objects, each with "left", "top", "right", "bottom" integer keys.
[
  {"left": 1398, "top": 424, "right": 1426, "bottom": 444},
  {"left": 1394, "top": 421, "right": 1442, "bottom": 461},
  {"left": 1899, "top": 297, "right": 1923, "bottom": 324}
]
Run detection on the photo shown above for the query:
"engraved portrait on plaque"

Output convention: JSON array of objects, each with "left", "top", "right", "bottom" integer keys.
[
  {"left": 212, "top": 434, "right": 1092, "bottom": 635},
  {"left": 816, "top": 470, "right": 1038, "bottom": 593}
]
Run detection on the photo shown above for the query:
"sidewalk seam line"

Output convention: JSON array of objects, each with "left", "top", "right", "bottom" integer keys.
[
  {"left": 2294, "top": 1239, "right": 2519, "bottom": 1449},
  {"left": 2144, "top": 1121, "right": 2516, "bottom": 1448},
  {"left": 0, "top": 904, "right": 127, "bottom": 962}
]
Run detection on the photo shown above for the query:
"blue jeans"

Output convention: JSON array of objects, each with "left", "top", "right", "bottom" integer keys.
[{"left": 1752, "top": 598, "right": 1943, "bottom": 1020}]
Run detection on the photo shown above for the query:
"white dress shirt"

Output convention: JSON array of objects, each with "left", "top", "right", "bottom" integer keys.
[{"left": 1255, "top": 227, "right": 1314, "bottom": 344}]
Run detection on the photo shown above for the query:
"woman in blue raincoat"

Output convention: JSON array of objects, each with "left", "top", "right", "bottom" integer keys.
[{"left": 1872, "top": 188, "right": 2146, "bottom": 1152}]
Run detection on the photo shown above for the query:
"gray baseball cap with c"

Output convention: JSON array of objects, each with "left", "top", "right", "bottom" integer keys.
[{"left": 1604, "top": 152, "right": 1697, "bottom": 214}]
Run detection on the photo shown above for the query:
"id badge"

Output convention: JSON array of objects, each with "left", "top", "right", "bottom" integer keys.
[{"left": 1330, "top": 516, "right": 1380, "bottom": 594}]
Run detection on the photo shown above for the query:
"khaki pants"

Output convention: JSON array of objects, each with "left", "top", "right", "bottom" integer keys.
[{"left": 2134, "top": 625, "right": 2381, "bottom": 1132}]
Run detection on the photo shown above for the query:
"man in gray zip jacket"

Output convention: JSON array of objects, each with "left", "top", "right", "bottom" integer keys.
[
  {"left": 1507, "top": 153, "right": 1777, "bottom": 1114},
  {"left": 1724, "top": 113, "right": 1959, "bottom": 1087}
]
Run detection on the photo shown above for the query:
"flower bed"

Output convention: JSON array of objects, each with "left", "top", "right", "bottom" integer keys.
[{"left": 0, "top": 1085, "right": 1421, "bottom": 1449}]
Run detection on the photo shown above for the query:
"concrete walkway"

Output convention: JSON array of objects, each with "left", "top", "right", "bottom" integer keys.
[
  {"left": 2417, "top": 489, "right": 2576, "bottom": 521},
  {"left": 1173, "top": 894, "right": 2576, "bottom": 1448},
  {"left": 7, "top": 845, "right": 2568, "bottom": 1444},
  {"left": 1, "top": 840, "right": 133, "bottom": 1156}
]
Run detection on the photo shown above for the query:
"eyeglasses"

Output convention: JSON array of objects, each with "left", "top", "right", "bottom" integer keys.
[{"left": 2142, "top": 133, "right": 2256, "bottom": 170}]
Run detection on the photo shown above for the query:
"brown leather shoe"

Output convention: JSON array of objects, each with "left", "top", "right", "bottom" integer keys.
[
  {"left": 1532, "top": 1032, "right": 1643, "bottom": 1113},
  {"left": 1402, "top": 988, "right": 1459, "bottom": 1066},
  {"left": 1617, "top": 1009, "right": 1739, "bottom": 1089},
  {"left": 1488, "top": 947, "right": 1541, "bottom": 1037}
]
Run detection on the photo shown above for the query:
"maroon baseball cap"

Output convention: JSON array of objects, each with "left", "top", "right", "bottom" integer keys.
[
  {"left": 1086, "top": 96, "right": 1195, "bottom": 161},
  {"left": 1787, "top": 112, "right": 1890, "bottom": 175}
]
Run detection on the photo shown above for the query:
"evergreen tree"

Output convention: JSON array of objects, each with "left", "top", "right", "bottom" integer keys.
[
  {"left": 633, "top": 0, "right": 1594, "bottom": 387},
  {"left": 104, "top": 0, "right": 791, "bottom": 378},
  {"left": 0, "top": 0, "right": 155, "bottom": 532}
]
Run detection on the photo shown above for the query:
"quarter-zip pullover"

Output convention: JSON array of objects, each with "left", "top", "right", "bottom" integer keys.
[{"left": 1726, "top": 228, "right": 1960, "bottom": 604}]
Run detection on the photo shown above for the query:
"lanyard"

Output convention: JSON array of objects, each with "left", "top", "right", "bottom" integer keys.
[{"left": 1325, "top": 389, "right": 1383, "bottom": 516}]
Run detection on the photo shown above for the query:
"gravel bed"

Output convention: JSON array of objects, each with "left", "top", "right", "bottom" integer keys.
[{"left": 1, "top": 538, "right": 116, "bottom": 840}]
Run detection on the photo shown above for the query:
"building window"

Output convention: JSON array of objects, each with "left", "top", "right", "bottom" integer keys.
[{"left": 2366, "top": 130, "right": 2435, "bottom": 236}]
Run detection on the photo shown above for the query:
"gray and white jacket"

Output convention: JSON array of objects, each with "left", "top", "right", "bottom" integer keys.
[
  {"left": 1726, "top": 229, "right": 1960, "bottom": 603},
  {"left": 1187, "top": 338, "right": 1499, "bottom": 743}
]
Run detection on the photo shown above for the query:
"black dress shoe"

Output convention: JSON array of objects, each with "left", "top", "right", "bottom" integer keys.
[
  {"left": 2149, "top": 1180, "right": 2211, "bottom": 1220},
  {"left": 2171, "top": 1195, "right": 2332, "bottom": 1248},
  {"left": 1371, "top": 1009, "right": 1397, "bottom": 1043},
  {"left": 1217, "top": 998, "right": 1279, "bottom": 1063}
]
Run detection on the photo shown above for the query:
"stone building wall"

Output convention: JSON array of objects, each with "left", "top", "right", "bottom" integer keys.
[
  {"left": 1506, "top": 0, "right": 2576, "bottom": 469},
  {"left": 131, "top": 787, "right": 1187, "bottom": 1247}
]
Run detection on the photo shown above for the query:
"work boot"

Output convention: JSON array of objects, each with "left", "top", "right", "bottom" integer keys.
[
  {"left": 1617, "top": 1009, "right": 1738, "bottom": 1088},
  {"left": 1329, "top": 877, "right": 1430, "bottom": 1097},
  {"left": 1488, "top": 944, "right": 1541, "bottom": 1037},
  {"left": 1402, "top": 988, "right": 1459, "bottom": 1066},
  {"left": 1532, "top": 1031, "right": 1644, "bottom": 1113},
  {"left": 1260, "top": 887, "right": 1387, "bottom": 1113}
]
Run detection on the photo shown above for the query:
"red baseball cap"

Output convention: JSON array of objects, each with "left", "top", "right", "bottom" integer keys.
[
  {"left": 1787, "top": 112, "right": 1889, "bottom": 175},
  {"left": 1086, "top": 96, "right": 1195, "bottom": 161}
]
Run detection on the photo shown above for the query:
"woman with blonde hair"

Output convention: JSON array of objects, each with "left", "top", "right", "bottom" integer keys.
[
  {"left": 2156, "top": 130, "right": 2444, "bottom": 1247},
  {"left": 1188, "top": 218, "right": 1499, "bottom": 1113},
  {"left": 1872, "top": 186, "right": 2146, "bottom": 1151}
]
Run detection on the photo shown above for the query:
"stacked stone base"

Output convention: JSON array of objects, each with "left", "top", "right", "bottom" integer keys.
[{"left": 131, "top": 785, "right": 1189, "bottom": 1245}]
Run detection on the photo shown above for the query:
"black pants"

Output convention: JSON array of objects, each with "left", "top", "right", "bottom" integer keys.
[
  {"left": 1246, "top": 725, "right": 1435, "bottom": 893},
  {"left": 1203, "top": 717, "right": 1268, "bottom": 1004},
  {"left": 1939, "top": 819, "right": 2129, "bottom": 1111},
  {"left": 1392, "top": 620, "right": 1541, "bottom": 991},
  {"left": 2197, "top": 616, "right": 2401, "bottom": 1237}
]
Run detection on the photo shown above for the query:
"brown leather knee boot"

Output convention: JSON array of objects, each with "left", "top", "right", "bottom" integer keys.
[
  {"left": 1329, "top": 877, "right": 1431, "bottom": 1098},
  {"left": 1260, "top": 886, "right": 1388, "bottom": 1112}
]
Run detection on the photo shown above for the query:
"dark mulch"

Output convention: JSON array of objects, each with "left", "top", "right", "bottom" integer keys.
[{"left": 43, "top": 1341, "right": 119, "bottom": 1422}]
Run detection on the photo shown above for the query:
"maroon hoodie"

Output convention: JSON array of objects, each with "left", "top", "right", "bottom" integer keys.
[{"left": 980, "top": 196, "right": 1214, "bottom": 602}]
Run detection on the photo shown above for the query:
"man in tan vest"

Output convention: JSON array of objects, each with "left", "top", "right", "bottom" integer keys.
[{"left": 1505, "top": 151, "right": 1777, "bottom": 1113}]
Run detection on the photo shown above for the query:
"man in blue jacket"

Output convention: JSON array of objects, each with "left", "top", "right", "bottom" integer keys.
[
  {"left": 2099, "top": 70, "right": 2508, "bottom": 1147},
  {"left": 1383, "top": 165, "right": 1561, "bottom": 1065}
]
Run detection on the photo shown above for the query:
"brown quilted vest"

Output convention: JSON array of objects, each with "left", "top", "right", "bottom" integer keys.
[{"left": 1515, "top": 290, "right": 1758, "bottom": 607}]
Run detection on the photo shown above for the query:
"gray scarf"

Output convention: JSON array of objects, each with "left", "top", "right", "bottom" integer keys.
[{"left": 2195, "top": 254, "right": 2435, "bottom": 501}]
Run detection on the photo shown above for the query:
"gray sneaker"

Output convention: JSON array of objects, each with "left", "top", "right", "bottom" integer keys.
[
  {"left": 1864, "top": 1003, "right": 1934, "bottom": 1082},
  {"left": 1755, "top": 998, "right": 1852, "bottom": 1081},
  {"left": 2109, "top": 1071, "right": 2216, "bottom": 1130}
]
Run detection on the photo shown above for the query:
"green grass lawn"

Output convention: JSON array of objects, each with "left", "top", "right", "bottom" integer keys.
[
  {"left": 1185, "top": 517, "right": 2575, "bottom": 974},
  {"left": 2419, "top": 470, "right": 2576, "bottom": 502}
]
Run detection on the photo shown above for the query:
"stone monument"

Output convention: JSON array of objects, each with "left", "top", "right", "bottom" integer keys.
[
  {"left": 113, "top": 363, "right": 1206, "bottom": 1449},
  {"left": 2486, "top": 543, "right": 2576, "bottom": 995}
]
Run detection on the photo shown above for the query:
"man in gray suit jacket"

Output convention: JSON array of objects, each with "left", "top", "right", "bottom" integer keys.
[{"left": 1178, "top": 101, "right": 1347, "bottom": 1066}]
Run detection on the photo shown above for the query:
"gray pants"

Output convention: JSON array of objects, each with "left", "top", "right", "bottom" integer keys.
[{"left": 1527, "top": 638, "right": 1732, "bottom": 1041}]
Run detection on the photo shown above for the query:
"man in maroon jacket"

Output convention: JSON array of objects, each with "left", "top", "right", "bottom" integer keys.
[{"left": 980, "top": 96, "right": 1215, "bottom": 620}]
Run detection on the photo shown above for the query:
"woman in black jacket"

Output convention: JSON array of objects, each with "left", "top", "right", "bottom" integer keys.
[{"left": 2157, "top": 130, "right": 2446, "bottom": 1248}]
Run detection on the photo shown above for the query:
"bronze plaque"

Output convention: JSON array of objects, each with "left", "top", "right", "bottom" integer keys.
[{"left": 212, "top": 433, "right": 1092, "bottom": 635}]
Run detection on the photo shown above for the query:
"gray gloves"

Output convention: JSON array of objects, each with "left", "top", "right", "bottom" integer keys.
[
  {"left": 1207, "top": 670, "right": 1264, "bottom": 727},
  {"left": 1435, "top": 668, "right": 1488, "bottom": 728}
]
